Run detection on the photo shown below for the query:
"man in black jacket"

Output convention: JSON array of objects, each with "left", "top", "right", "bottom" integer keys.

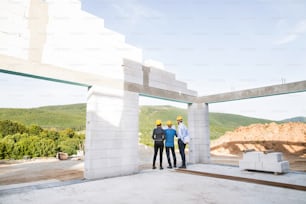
[{"left": 152, "top": 120, "right": 165, "bottom": 170}]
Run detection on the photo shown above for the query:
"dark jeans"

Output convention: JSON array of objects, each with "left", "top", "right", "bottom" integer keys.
[
  {"left": 178, "top": 139, "right": 186, "bottom": 166},
  {"left": 166, "top": 146, "right": 176, "bottom": 167},
  {"left": 153, "top": 141, "right": 164, "bottom": 167}
]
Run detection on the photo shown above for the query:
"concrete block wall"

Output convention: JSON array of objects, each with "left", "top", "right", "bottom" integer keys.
[
  {"left": 148, "top": 67, "right": 197, "bottom": 96},
  {"left": 0, "top": 0, "right": 196, "bottom": 99},
  {"left": 0, "top": 0, "right": 30, "bottom": 60},
  {"left": 149, "top": 67, "right": 176, "bottom": 82},
  {"left": 0, "top": 0, "right": 143, "bottom": 80},
  {"left": 85, "top": 86, "right": 139, "bottom": 179},
  {"left": 123, "top": 59, "right": 143, "bottom": 84},
  {"left": 188, "top": 103, "right": 210, "bottom": 164},
  {"left": 0, "top": 0, "right": 201, "bottom": 180},
  {"left": 42, "top": 0, "right": 142, "bottom": 79},
  {"left": 239, "top": 152, "right": 289, "bottom": 173},
  {"left": 122, "top": 59, "right": 198, "bottom": 96}
]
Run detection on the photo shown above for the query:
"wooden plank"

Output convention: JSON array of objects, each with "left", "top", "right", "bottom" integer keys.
[{"left": 175, "top": 169, "right": 306, "bottom": 191}]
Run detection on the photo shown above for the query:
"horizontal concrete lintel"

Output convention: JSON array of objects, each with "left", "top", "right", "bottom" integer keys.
[
  {"left": 0, "top": 54, "right": 123, "bottom": 89},
  {"left": 125, "top": 82, "right": 197, "bottom": 104},
  {"left": 0, "top": 69, "right": 90, "bottom": 87},
  {"left": 0, "top": 55, "right": 197, "bottom": 103},
  {"left": 197, "top": 80, "right": 306, "bottom": 103}
]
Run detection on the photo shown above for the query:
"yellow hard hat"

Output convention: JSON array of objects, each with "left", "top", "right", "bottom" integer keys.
[
  {"left": 176, "top": 115, "right": 183, "bottom": 121},
  {"left": 156, "top": 119, "right": 162, "bottom": 125},
  {"left": 166, "top": 120, "right": 172, "bottom": 126}
]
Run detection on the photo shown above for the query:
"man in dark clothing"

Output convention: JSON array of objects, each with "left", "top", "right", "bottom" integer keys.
[{"left": 152, "top": 119, "right": 165, "bottom": 170}]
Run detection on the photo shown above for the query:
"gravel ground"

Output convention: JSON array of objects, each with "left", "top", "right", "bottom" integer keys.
[{"left": 0, "top": 144, "right": 304, "bottom": 186}]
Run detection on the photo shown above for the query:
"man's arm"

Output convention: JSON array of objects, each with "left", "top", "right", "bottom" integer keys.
[{"left": 152, "top": 129, "right": 156, "bottom": 140}]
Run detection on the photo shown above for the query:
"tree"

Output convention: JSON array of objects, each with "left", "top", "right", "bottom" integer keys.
[
  {"left": 0, "top": 120, "right": 27, "bottom": 138},
  {"left": 0, "top": 136, "right": 15, "bottom": 159},
  {"left": 0, "top": 120, "right": 85, "bottom": 159},
  {"left": 28, "top": 124, "right": 43, "bottom": 135}
]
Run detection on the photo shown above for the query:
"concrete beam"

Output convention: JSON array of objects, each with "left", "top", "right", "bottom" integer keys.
[
  {"left": 197, "top": 80, "right": 306, "bottom": 103},
  {"left": 124, "top": 82, "right": 196, "bottom": 103},
  {"left": 0, "top": 55, "right": 197, "bottom": 103},
  {"left": 0, "top": 54, "right": 121, "bottom": 88}
]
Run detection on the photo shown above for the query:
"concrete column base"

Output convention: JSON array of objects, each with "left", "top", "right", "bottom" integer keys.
[
  {"left": 84, "top": 86, "right": 139, "bottom": 179},
  {"left": 188, "top": 103, "right": 210, "bottom": 164}
]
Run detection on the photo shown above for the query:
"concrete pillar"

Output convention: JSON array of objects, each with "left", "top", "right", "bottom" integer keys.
[
  {"left": 84, "top": 86, "right": 139, "bottom": 179},
  {"left": 188, "top": 103, "right": 210, "bottom": 164}
]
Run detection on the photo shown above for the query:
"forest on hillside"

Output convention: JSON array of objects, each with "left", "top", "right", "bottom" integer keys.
[
  {"left": 1, "top": 104, "right": 303, "bottom": 159},
  {"left": 0, "top": 120, "right": 84, "bottom": 159}
]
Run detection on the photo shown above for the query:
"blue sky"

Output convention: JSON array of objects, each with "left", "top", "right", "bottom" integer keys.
[
  {"left": 0, "top": 0, "right": 305, "bottom": 120},
  {"left": 82, "top": 0, "right": 306, "bottom": 120},
  {"left": 81, "top": 0, "right": 306, "bottom": 93}
]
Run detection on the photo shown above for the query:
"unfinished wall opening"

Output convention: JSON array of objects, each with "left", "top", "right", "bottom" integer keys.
[
  {"left": 208, "top": 92, "right": 306, "bottom": 172},
  {"left": 0, "top": 72, "right": 88, "bottom": 185},
  {"left": 138, "top": 95, "right": 188, "bottom": 170}
]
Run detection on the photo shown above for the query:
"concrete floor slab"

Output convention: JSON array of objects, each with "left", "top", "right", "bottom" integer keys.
[
  {"left": 0, "top": 164, "right": 305, "bottom": 204},
  {"left": 187, "top": 164, "right": 306, "bottom": 187}
]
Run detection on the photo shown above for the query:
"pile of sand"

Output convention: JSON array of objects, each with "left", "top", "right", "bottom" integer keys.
[{"left": 210, "top": 122, "right": 306, "bottom": 156}]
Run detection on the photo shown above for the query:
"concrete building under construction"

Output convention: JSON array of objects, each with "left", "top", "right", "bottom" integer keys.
[{"left": 0, "top": 1, "right": 305, "bottom": 203}]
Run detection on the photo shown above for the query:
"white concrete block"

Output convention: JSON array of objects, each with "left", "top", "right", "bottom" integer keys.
[
  {"left": 0, "top": 0, "right": 30, "bottom": 60},
  {"left": 242, "top": 152, "right": 261, "bottom": 162},
  {"left": 239, "top": 151, "right": 290, "bottom": 173},
  {"left": 149, "top": 68, "right": 175, "bottom": 81},
  {"left": 262, "top": 152, "right": 283, "bottom": 162},
  {"left": 124, "top": 73, "right": 143, "bottom": 84},
  {"left": 254, "top": 161, "right": 263, "bottom": 170},
  {"left": 262, "top": 161, "right": 289, "bottom": 173},
  {"left": 239, "top": 161, "right": 256, "bottom": 170},
  {"left": 37, "top": 0, "right": 143, "bottom": 78},
  {"left": 188, "top": 103, "right": 210, "bottom": 164},
  {"left": 85, "top": 87, "right": 139, "bottom": 179},
  {"left": 279, "top": 161, "right": 290, "bottom": 173}
]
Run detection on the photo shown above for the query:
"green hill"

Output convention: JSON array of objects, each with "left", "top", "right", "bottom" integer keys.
[
  {"left": 0, "top": 104, "right": 273, "bottom": 145},
  {"left": 281, "top": 116, "right": 306, "bottom": 123},
  {"left": 138, "top": 105, "right": 273, "bottom": 145},
  {"left": 0, "top": 103, "right": 86, "bottom": 130}
]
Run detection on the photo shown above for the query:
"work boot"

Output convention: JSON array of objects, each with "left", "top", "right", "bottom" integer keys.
[
  {"left": 152, "top": 166, "right": 156, "bottom": 169},
  {"left": 167, "top": 166, "right": 172, "bottom": 169},
  {"left": 160, "top": 166, "right": 163, "bottom": 170},
  {"left": 178, "top": 165, "right": 186, "bottom": 169}
]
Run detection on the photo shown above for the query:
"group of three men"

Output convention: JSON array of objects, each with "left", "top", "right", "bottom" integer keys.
[{"left": 152, "top": 115, "right": 189, "bottom": 170}]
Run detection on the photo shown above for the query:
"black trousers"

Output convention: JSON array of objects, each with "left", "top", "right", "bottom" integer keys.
[
  {"left": 166, "top": 146, "right": 176, "bottom": 167},
  {"left": 178, "top": 139, "right": 186, "bottom": 166},
  {"left": 153, "top": 141, "right": 164, "bottom": 167}
]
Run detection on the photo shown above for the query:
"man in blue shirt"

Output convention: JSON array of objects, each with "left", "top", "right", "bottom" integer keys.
[{"left": 164, "top": 120, "right": 177, "bottom": 168}]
